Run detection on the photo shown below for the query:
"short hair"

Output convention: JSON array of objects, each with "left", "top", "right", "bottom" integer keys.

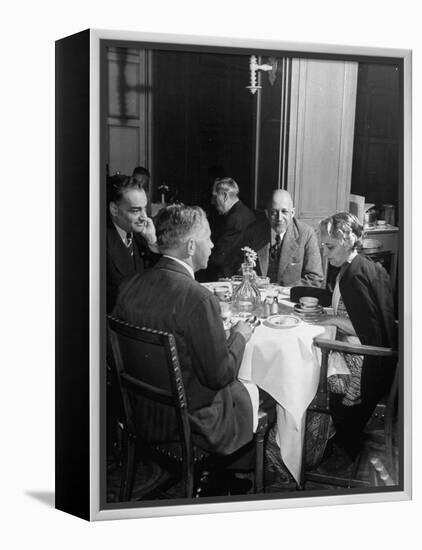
[
  {"left": 319, "top": 211, "right": 364, "bottom": 249},
  {"left": 107, "top": 174, "right": 144, "bottom": 204},
  {"left": 132, "top": 166, "right": 150, "bottom": 178},
  {"left": 155, "top": 204, "right": 207, "bottom": 251},
  {"left": 213, "top": 177, "right": 239, "bottom": 198}
]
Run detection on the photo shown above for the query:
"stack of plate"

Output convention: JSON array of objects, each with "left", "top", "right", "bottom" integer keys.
[{"left": 293, "top": 303, "right": 325, "bottom": 322}]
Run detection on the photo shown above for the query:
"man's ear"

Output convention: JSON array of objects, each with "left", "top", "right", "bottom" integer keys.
[
  {"left": 109, "top": 201, "right": 118, "bottom": 218},
  {"left": 291, "top": 207, "right": 295, "bottom": 218},
  {"left": 346, "top": 232, "right": 357, "bottom": 248},
  {"left": 186, "top": 237, "right": 195, "bottom": 257},
  {"left": 223, "top": 191, "right": 229, "bottom": 202}
]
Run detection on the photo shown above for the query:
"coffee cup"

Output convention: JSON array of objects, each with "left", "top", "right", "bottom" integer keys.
[{"left": 299, "top": 296, "right": 319, "bottom": 308}]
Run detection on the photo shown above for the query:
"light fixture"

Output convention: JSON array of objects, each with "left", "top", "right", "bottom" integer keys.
[{"left": 246, "top": 55, "right": 273, "bottom": 94}]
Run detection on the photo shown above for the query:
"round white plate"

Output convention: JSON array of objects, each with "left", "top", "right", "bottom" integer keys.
[{"left": 263, "top": 314, "right": 300, "bottom": 329}]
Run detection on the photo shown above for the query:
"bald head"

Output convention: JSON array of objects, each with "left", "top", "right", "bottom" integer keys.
[{"left": 267, "top": 189, "right": 295, "bottom": 234}]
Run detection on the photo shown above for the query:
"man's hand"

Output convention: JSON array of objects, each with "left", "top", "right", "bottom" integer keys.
[
  {"left": 231, "top": 320, "right": 253, "bottom": 343},
  {"left": 137, "top": 217, "right": 157, "bottom": 246}
]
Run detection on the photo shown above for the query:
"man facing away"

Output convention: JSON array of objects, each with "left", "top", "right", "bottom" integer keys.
[
  {"left": 106, "top": 175, "right": 158, "bottom": 313},
  {"left": 112, "top": 204, "right": 264, "bottom": 459},
  {"left": 244, "top": 189, "right": 324, "bottom": 287},
  {"left": 199, "top": 177, "right": 256, "bottom": 281}
]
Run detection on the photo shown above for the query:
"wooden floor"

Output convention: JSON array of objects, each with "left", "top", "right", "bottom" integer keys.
[{"left": 107, "top": 415, "right": 398, "bottom": 502}]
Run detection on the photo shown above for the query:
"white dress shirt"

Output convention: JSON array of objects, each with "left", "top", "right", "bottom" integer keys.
[
  {"left": 113, "top": 222, "right": 132, "bottom": 246},
  {"left": 270, "top": 228, "right": 286, "bottom": 246}
]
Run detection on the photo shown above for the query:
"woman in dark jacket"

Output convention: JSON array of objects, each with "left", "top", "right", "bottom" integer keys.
[{"left": 318, "top": 212, "right": 396, "bottom": 458}]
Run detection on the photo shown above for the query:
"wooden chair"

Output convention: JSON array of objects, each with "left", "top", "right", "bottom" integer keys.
[
  {"left": 301, "top": 336, "right": 398, "bottom": 488},
  {"left": 368, "top": 455, "right": 397, "bottom": 487},
  {"left": 107, "top": 315, "right": 269, "bottom": 501}
]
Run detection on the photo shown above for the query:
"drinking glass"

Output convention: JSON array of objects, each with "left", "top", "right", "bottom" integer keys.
[
  {"left": 256, "top": 276, "right": 270, "bottom": 289},
  {"left": 231, "top": 275, "right": 243, "bottom": 293},
  {"left": 219, "top": 301, "right": 232, "bottom": 329}
]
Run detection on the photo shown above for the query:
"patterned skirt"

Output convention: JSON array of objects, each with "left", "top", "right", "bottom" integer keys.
[{"left": 327, "top": 297, "right": 363, "bottom": 407}]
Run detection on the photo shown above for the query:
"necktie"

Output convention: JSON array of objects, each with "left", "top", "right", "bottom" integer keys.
[
  {"left": 267, "top": 234, "right": 282, "bottom": 283},
  {"left": 126, "top": 232, "right": 134, "bottom": 257}
]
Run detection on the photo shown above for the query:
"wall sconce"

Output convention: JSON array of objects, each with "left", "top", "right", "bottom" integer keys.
[{"left": 246, "top": 55, "right": 273, "bottom": 94}]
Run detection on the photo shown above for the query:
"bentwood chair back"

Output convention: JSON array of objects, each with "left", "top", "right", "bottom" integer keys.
[
  {"left": 107, "top": 316, "right": 269, "bottom": 501},
  {"left": 301, "top": 337, "right": 398, "bottom": 488}
]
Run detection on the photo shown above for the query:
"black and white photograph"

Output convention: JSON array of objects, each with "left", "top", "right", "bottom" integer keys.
[
  {"left": 3, "top": 0, "right": 420, "bottom": 547},
  {"left": 82, "top": 32, "right": 411, "bottom": 515}
]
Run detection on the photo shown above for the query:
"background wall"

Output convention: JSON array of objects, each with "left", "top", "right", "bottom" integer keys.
[
  {"left": 351, "top": 63, "right": 401, "bottom": 214},
  {"left": 1, "top": 1, "right": 419, "bottom": 549},
  {"left": 107, "top": 49, "right": 400, "bottom": 226}
]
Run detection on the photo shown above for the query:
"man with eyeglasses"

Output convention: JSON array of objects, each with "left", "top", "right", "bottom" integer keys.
[{"left": 244, "top": 189, "right": 324, "bottom": 287}]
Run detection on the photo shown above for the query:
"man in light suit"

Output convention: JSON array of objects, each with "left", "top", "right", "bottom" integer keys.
[{"left": 245, "top": 189, "right": 324, "bottom": 287}]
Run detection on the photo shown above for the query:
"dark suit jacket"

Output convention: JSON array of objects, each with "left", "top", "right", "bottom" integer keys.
[
  {"left": 106, "top": 224, "right": 158, "bottom": 313},
  {"left": 202, "top": 200, "right": 256, "bottom": 281},
  {"left": 340, "top": 254, "right": 395, "bottom": 349},
  {"left": 244, "top": 217, "right": 324, "bottom": 287},
  {"left": 112, "top": 257, "right": 254, "bottom": 455},
  {"left": 333, "top": 254, "right": 396, "bottom": 453}
]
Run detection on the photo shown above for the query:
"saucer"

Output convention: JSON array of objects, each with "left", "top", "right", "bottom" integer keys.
[{"left": 294, "top": 303, "right": 324, "bottom": 314}]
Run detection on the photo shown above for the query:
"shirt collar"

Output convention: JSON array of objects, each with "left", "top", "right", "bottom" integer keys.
[
  {"left": 162, "top": 255, "right": 195, "bottom": 279},
  {"left": 338, "top": 250, "right": 358, "bottom": 280},
  {"left": 113, "top": 222, "right": 130, "bottom": 245},
  {"left": 347, "top": 250, "right": 358, "bottom": 263},
  {"left": 271, "top": 228, "right": 286, "bottom": 245}
]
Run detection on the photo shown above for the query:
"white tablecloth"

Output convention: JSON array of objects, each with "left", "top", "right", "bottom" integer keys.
[{"left": 238, "top": 315, "right": 335, "bottom": 483}]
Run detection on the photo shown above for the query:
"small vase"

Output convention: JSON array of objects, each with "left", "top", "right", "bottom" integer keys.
[{"left": 232, "top": 263, "right": 261, "bottom": 317}]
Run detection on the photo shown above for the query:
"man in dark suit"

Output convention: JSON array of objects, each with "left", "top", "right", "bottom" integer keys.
[
  {"left": 199, "top": 177, "right": 256, "bottom": 281},
  {"left": 245, "top": 189, "right": 324, "bottom": 287},
  {"left": 113, "top": 204, "right": 260, "bottom": 457},
  {"left": 107, "top": 175, "right": 158, "bottom": 313}
]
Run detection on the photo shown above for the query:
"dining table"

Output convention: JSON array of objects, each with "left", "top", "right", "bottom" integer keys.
[{"left": 202, "top": 282, "right": 336, "bottom": 485}]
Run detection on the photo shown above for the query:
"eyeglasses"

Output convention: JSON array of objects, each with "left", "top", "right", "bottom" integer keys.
[{"left": 270, "top": 209, "right": 292, "bottom": 216}]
